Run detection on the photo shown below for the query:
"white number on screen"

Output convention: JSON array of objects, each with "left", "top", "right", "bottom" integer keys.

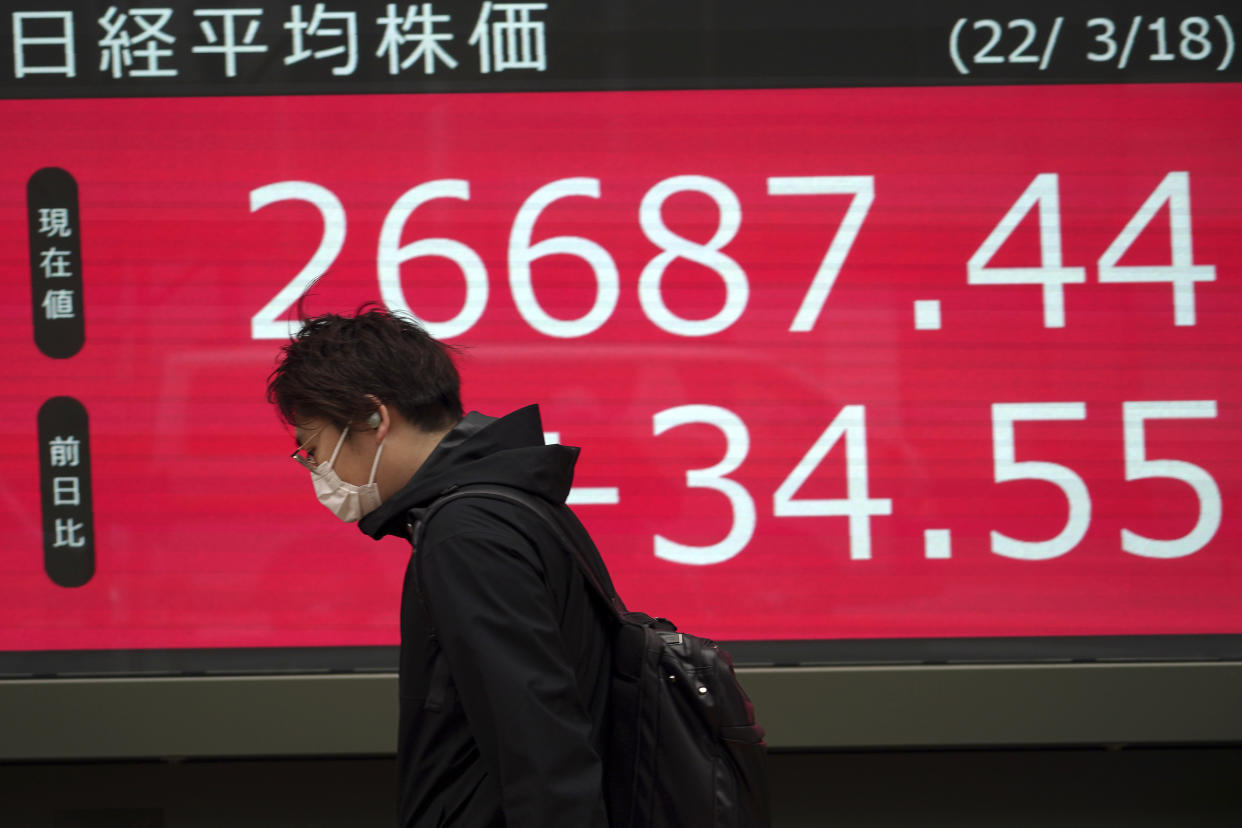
[
  {"left": 638, "top": 176, "right": 748, "bottom": 337},
  {"left": 1121, "top": 401, "right": 1221, "bottom": 558},
  {"left": 509, "top": 177, "right": 619, "bottom": 338},
  {"left": 767, "top": 176, "right": 875, "bottom": 332},
  {"left": 990, "top": 403, "right": 1091, "bottom": 560},
  {"left": 378, "top": 179, "right": 489, "bottom": 340},
  {"left": 1097, "top": 172, "right": 1215, "bottom": 326},
  {"left": 773, "top": 404, "right": 892, "bottom": 560},
  {"left": 653, "top": 405, "right": 755, "bottom": 565},
  {"left": 250, "top": 171, "right": 1214, "bottom": 340},
  {"left": 968, "top": 173, "right": 1087, "bottom": 328},
  {"left": 249, "top": 182, "right": 346, "bottom": 339},
  {"left": 1086, "top": 18, "right": 1118, "bottom": 62}
]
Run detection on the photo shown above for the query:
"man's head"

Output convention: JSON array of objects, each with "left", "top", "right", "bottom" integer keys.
[
  {"left": 267, "top": 305, "right": 462, "bottom": 434},
  {"left": 267, "top": 306, "right": 463, "bottom": 518}
]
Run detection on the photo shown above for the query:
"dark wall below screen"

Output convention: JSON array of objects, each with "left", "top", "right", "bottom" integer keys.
[{"left": 2, "top": 748, "right": 1240, "bottom": 827}]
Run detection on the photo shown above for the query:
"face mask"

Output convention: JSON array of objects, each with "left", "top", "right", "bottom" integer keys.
[{"left": 306, "top": 426, "right": 386, "bottom": 522}]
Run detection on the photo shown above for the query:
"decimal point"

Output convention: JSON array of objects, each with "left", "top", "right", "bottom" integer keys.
[
  {"left": 924, "top": 528, "right": 952, "bottom": 559},
  {"left": 914, "top": 300, "right": 942, "bottom": 330}
]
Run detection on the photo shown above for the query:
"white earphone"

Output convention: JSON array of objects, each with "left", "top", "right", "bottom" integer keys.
[{"left": 367, "top": 411, "right": 381, "bottom": 429}]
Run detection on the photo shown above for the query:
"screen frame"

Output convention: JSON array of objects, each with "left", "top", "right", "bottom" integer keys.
[
  {"left": 5, "top": 3, "right": 1240, "bottom": 755},
  {"left": 3, "top": 660, "right": 1241, "bottom": 761},
  {"left": 3, "top": 634, "right": 1241, "bottom": 679}
]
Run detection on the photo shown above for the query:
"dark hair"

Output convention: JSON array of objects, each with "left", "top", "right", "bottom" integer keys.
[{"left": 266, "top": 304, "right": 462, "bottom": 433}]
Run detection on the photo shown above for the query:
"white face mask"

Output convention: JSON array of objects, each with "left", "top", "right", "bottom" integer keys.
[{"left": 303, "top": 426, "right": 386, "bottom": 523}]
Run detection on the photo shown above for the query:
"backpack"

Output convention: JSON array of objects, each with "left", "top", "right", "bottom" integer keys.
[{"left": 410, "top": 484, "right": 771, "bottom": 828}]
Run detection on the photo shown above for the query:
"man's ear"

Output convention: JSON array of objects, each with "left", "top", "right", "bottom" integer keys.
[{"left": 366, "top": 395, "right": 390, "bottom": 442}]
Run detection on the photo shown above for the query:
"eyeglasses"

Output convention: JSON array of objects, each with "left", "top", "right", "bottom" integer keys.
[
  {"left": 291, "top": 440, "right": 318, "bottom": 470},
  {"left": 291, "top": 429, "right": 324, "bottom": 470},
  {"left": 291, "top": 426, "right": 349, "bottom": 471}
]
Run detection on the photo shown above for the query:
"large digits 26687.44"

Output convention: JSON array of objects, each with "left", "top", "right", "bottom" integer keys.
[{"left": 250, "top": 171, "right": 1213, "bottom": 339}]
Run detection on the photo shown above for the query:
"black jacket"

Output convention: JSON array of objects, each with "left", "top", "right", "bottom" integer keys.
[{"left": 360, "top": 405, "right": 612, "bottom": 828}]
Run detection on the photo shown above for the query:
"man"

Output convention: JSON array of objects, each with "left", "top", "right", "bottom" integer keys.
[{"left": 267, "top": 307, "right": 612, "bottom": 827}]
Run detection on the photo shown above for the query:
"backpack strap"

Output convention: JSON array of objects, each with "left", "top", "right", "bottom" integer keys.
[
  {"left": 409, "top": 484, "right": 627, "bottom": 623},
  {"left": 406, "top": 483, "right": 626, "bottom": 711}
]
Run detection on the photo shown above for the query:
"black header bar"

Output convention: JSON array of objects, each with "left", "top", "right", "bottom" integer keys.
[{"left": 2, "top": 1, "right": 1238, "bottom": 99}]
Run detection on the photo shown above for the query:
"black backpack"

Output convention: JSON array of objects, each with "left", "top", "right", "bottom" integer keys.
[{"left": 411, "top": 484, "right": 771, "bottom": 828}]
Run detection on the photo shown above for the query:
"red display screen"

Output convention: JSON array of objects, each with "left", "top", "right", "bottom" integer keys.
[{"left": 3, "top": 82, "right": 1240, "bottom": 654}]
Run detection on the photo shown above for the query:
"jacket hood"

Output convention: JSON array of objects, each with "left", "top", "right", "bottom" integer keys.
[{"left": 358, "top": 404, "right": 579, "bottom": 540}]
